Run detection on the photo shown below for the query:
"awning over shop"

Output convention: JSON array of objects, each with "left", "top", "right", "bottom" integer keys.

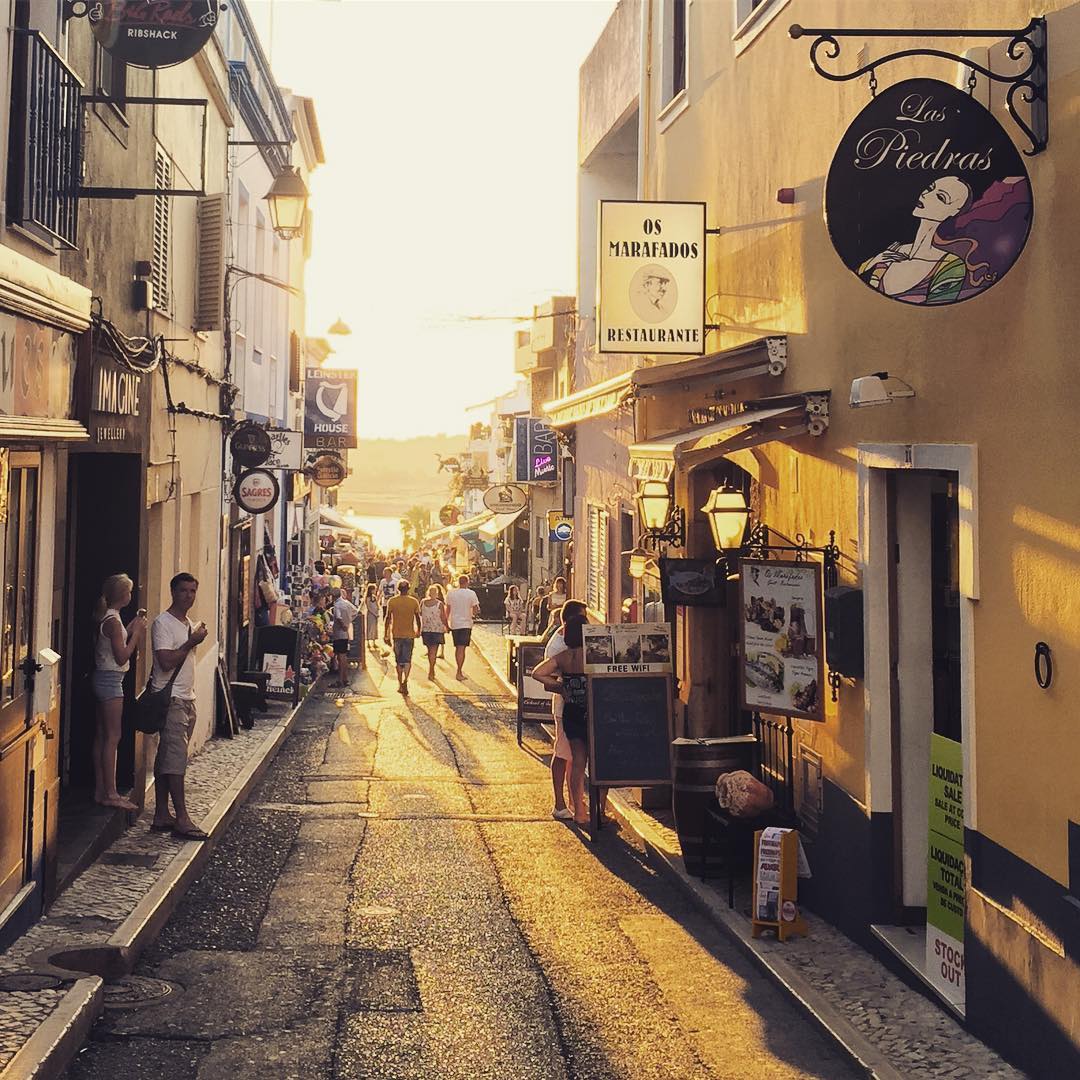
[
  {"left": 479, "top": 505, "right": 527, "bottom": 540},
  {"left": 628, "top": 392, "right": 830, "bottom": 482},
  {"left": 542, "top": 371, "right": 635, "bottom": 428},
  {"left": 0, "top": 417, "right": 89, "bottom": 441},
  {"left": 542, "top": 336, "right": 788, "bottom": 429},
  {"left": 319, "top": 505, "right": 355, "bottom": 530}
]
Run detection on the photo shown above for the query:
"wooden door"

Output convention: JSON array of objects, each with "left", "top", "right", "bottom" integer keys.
[{"left": 0, "top": 452, "right": 40, "bottom": 915}]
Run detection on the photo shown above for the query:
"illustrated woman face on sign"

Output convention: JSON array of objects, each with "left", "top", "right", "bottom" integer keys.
[
  {"left": 859, "top": 175, "right": 1031, "bottom": 306},
  {"left": 912, "top": 176, "right": 972, "bottom": 224}
]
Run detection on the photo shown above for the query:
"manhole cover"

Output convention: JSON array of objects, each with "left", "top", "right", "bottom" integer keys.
[
  {"left": 103, "top": 975, "right": 182, "bottom": 1009},
  {"left": 0, "top": 973, "right": 63, "bottom": 992}
]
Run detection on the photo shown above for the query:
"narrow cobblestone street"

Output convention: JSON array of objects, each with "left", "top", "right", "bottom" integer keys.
[{"left": 63, "top": 651, "right": 859, "bottom": 1080}]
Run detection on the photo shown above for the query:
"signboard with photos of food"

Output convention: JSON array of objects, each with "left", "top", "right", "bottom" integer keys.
[
  {"left": 738, "top": 560, "right": 825, "bottom": 721},
  {"left": 582, "top": 623, "right": 672, "bottom": 675}
]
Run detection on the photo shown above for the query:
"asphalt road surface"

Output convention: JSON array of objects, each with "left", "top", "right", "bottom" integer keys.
[{"left": 65, "top": 644, "right": 860, "bottom": 1080}]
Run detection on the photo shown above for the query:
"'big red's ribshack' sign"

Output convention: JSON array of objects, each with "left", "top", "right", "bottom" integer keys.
[{"left": 90, "top": 1, "right": 220, "bottom": 69}]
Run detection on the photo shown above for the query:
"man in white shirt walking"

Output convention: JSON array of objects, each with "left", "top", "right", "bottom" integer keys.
[
  {"left": 150, "top": 573, "right": 209, "bottom": 840},
  {"left": 331, "top": 588, "right": 360, "bottom": 687},
  {"left": 445, "top": 574, "right": 481, "bottom": 680}
]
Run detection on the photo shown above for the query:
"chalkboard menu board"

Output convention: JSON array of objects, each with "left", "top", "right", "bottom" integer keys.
[{"left": 587, "top": 674, "right": 673, "bottom": 787}]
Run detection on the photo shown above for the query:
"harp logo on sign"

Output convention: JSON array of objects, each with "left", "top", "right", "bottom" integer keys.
[{"left": 304, "top": 368, "right": 357, "bottom": 450}]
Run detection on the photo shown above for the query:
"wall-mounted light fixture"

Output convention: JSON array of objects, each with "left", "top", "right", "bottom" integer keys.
[
  {"left": 636, "top": 479, "right": 685, "bottom": 548},
  {"left": 849, "top": 372, "right": 915, "bottom": 409},
  {"left": 700, "top": 481, "right": 750, "bottom": 553},
  {"left": 622, "top": 546, "right": 656, "bottom": 580},
  {"left": 264, "top": 166, "right": 310, "bottom": 241}
]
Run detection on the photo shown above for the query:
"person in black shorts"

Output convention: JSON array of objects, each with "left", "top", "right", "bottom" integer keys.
[{"left": 531, "top": 613, "right": 603, "bottom": 826}]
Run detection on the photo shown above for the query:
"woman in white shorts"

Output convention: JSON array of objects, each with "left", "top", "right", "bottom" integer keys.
[
  {"left": 545, "top": 599, "right": 586, "bottom": 820},
  {"left": 91, "top": 573, "right": 146, "bottom": 810}
]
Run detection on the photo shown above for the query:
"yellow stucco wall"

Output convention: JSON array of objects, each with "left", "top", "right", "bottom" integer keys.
[{"left": 643, "top": 0, "right": 1080, "bottom": 883}]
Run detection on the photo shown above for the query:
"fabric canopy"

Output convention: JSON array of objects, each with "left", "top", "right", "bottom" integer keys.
[
  {"left": 629, "top": 394, "right": 829, "bottom": 481},
  {"left": 479, "top": 506, "right": 527, "bottom": 540}
]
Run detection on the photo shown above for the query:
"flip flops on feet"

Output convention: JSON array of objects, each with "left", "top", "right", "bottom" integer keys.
[
  {"left": 172, "top": 826, "right": 209, "bottom": 842},
  {"left": 552, "top": 808, "right": 574, "bottom": 821}
]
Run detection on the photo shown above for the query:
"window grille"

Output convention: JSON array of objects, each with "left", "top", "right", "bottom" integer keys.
[{"left": 6, "top": 30, "right": 82, "bottom": 248}]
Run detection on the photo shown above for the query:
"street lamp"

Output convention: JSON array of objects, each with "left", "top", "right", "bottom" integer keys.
[
  {"left": 328, "top": 318, "right": 352, "bottom": 336},
  {"left": 625, "top": 548, "right": 654, "bottom": 579},
  {"left": 264, "top": 166, "right": 309, "bottom": 240},
  {"left": 701, "top": 482, "right": 751, "bottom": 552},
  {"left": 636, "top": 479, "right": 685, "bottom": 547}
]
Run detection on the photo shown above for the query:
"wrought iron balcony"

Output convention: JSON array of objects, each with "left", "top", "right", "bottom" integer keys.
[{"left": 7, "top": 30, "right": 83, "bottom": 249}]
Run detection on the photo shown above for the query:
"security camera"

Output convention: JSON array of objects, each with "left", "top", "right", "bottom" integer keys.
[{"left": 849, "top": 372, "right": 915, "bottom": 408}]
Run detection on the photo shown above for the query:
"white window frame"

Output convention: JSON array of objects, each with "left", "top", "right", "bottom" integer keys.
[
  {"left": 587, "top": 503, "right": 609, "bottom": 620},
  {"left": 658, "top": 0, "right": 691, "bottom": 131},
  {"left": 732, "top": 0, "right": 793, "bottom": 57}
]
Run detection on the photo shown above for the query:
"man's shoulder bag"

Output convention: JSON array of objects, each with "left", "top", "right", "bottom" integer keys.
[{"left": 135, "top": 664, "right": 181, "bottom": 735}]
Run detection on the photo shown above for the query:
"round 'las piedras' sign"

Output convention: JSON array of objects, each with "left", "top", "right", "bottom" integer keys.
[
  {"left": 89, "top": 1, "right": 220, "bottom": 69},
  {"left": 825, "top": 79, "right": 1032, "bottom": 306},
  {"left": 233, "top": 469, "right": 280, "bottom": 515}
]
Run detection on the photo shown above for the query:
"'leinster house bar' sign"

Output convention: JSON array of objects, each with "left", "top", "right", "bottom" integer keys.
[{"left": 825, "top": 79, "right": 1033, "bottom": 307}]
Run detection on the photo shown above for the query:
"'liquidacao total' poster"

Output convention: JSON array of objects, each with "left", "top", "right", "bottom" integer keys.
[{"left": 738, "top": 560, "right": 825, "bottom": 721}]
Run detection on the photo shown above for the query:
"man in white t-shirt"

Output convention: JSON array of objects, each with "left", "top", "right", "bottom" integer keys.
[
  {"left": 445, "top": 574, "right": 481, "bottom": 680},
  {"left": 331, "top": 589, "right": 360, "bottom": 688},
  {"left": 150, "top": 572, "right": 209, "bottom": 840}
]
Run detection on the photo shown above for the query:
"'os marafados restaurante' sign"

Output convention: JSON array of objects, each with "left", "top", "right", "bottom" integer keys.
[
  {"left": 825, "top": 78, "right": 1032, "bottom": 306},
  {"left": 598, "top": 201, "right": 706, "bottom": 354}
]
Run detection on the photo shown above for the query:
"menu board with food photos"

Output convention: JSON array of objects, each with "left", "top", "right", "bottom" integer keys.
[{"left": 738, "top": 559, "right": 825, "bottom": 721}]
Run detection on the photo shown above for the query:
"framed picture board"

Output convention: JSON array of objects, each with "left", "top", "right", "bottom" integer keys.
[
  {"left": 660, "top": 557, "right": 726, "bottom": 607},
  {"left": 738, "top": 559, "right": 825, "bottom": 722}
]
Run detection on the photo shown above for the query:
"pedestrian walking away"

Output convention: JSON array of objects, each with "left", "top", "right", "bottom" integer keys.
[
  {"left": 331, "top": 587, "right": 360, "bottom": 687},
  {"left": 420, "top": 583, "right": 449, "bottom": 680},
  {"left": 446, "top": 573, "right": 481, "bottom": 680},
  {"left": 91, "top": 573, "right": 146, "bottom": 811},
  {"left": 149, "top": 572, "right": 209, "bottom": 840},
  {"left": 363, "top": 582, "right": 380, "bottom": 651},
  {"left": 384, "top": 580, "right": 422, "bottom": 695}
]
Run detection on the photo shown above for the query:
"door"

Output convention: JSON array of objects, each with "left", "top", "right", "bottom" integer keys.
[
  {"left": 888, "top": 471, "right": 962, "bottom": 916},
  {"left": 0, "top": 451, "right": 40, "bottom": 915}
]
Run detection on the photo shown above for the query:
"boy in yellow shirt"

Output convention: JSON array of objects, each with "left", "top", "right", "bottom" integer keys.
[{"left": 384, "top": 581, "right": 422, "bottom": 696}]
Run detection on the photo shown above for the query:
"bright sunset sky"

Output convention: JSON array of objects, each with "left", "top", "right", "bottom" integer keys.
[{"left": 247, "top": 0, "right": 619, "bottom": 440}]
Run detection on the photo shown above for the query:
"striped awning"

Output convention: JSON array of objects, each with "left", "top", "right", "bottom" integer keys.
[{"left": 0, "top": 416, "right": 89, "bottom": 442}]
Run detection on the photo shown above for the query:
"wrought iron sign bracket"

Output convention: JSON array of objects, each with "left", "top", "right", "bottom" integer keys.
[
  {"left": 789, "top": 18, "right": 1048, "bottom": 155},
  {"left": 79, "top": 97, "right": 210, "bottom": 199}
]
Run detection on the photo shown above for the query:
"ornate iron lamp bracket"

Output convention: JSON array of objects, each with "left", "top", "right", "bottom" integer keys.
[{"left": 789, "top": 18, "right": 1048, "bottom": 155}]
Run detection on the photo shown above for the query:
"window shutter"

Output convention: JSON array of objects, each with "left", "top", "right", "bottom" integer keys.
[
  {"left": 151, "top": 149, "right": 171, "bottom": 313},
  {"left": 194, "top": 193, "right": 225, "bottom": 331},
  {"left": 587, "top": 504, "right": 609, "bottom": 619},
  {"left": 288, "top": 331, "right": 301, "bottom": 392}
]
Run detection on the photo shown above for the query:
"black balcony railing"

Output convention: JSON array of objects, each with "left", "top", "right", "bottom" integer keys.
[{"left": 7, "top": 30, "right": 83, "bottom": 248}]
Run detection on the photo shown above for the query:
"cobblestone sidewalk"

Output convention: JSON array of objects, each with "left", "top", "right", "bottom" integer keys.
[
  {"left": 0, "top": 700, "right": 299, "bottom": 1077},
  {"left": 468, "top": 626, "right": 1026, "bottom": 1080}
]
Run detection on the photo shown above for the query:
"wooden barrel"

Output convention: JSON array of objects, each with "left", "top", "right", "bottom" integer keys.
[{"left": 672, "top": 736, "right": 757, "bottom": 876}]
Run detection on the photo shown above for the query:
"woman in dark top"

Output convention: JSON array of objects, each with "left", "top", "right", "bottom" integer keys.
[{"left": 532, "top": 614, "right": 603, "bottom": 825}]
